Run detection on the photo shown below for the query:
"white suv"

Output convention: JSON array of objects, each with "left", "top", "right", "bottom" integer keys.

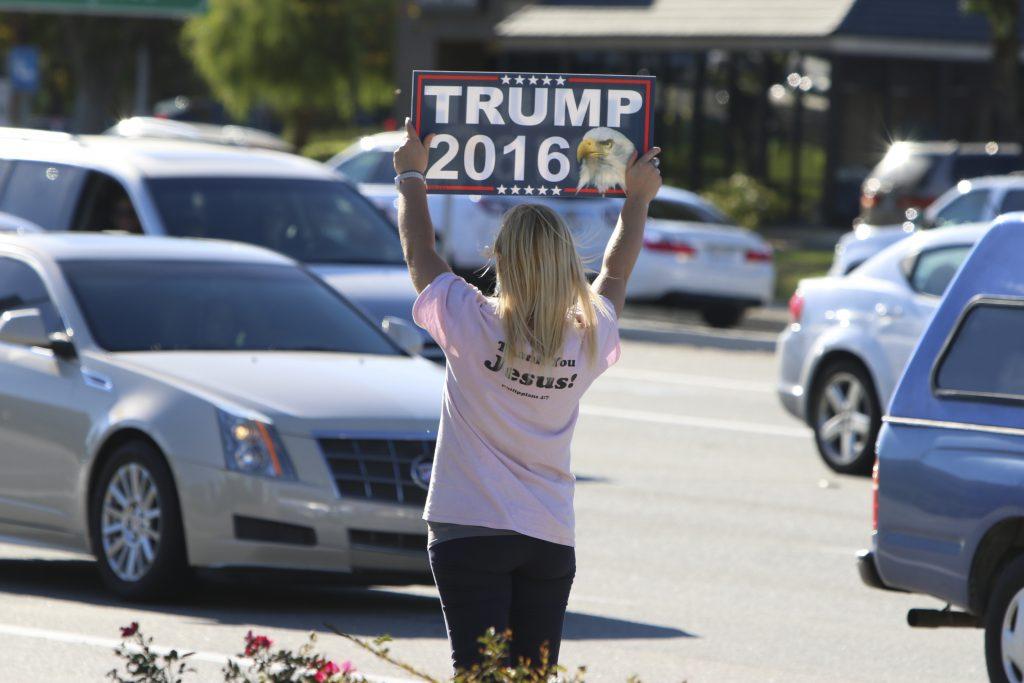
[{"left": 0, "top": 129, "right": 442, "bottom": 361}]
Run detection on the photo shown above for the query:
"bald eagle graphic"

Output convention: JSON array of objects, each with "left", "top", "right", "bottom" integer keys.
[{"left": 576, "top": 127, "right": 636, "bottom": 194}]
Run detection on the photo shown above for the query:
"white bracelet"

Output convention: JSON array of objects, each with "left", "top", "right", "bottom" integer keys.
[{"left": 395, "top": 170, "right": 426, "bottom": 187}]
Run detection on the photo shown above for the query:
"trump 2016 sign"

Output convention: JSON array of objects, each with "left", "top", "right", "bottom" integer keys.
[{"left": 411, "top": 70, "right": 655, "bottom": 197}]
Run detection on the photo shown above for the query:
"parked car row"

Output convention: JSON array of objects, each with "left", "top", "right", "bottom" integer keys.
[
  {"left": 0, "top": 123, "right": 780, "bottom": 600},
  {"left": 331, "top": 131, "right": 775, "bottom": 328}
]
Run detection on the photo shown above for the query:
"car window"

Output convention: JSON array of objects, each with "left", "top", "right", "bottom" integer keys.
[
  {"left": 935, "top": 300, "right": 1024, "bottom": 401},
  {"left": 647, "top": 198, "right": 727, "bottom": 224},
  {"left": 0, "top": 161, "right": 85, "bottom": 230},
  {"left": 907, "top": 245, "right": 972, "bottom": 297},
  {"left": 148, "top": 177, "right": 404, "bottom": 265},
  {"left": 932, "top": 190, "right": 991, "bottom": 227},
  {"left": 0, "top": 257, "right": 65, "bottom": 333},
  {"left": 952, "top": 154, "right": 1024, "bottom": 181},
  {"left": 337, "top": 151, "right": 394, "bottom": 185},
  {"left": 61, "top": 259, "right": 402, "bottom": 355},
  {"left": 1000, "top": 189, "right": 1024, "bottom": 214},
  {"left": 72, "top": 172, "right": 143, "bottom": 234}
]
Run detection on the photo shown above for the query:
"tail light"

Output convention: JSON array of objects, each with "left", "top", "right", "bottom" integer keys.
[
  {"left": 745, "top": 248, "right": 773, "bottom": 263},
  {"left": 788, "top": 290, "right": 804, "bottom": 324},
  {"left": 872, "top": 459, "right": 880, "bottom": 531},
  {"left": 860, "top": 192, "right": 879, "bottom": 210},
  {"left": 643, "top": 236, "right": 697, "bottom": 257}
]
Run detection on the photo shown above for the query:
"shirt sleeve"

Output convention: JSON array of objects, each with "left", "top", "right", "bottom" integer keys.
[
  {"left": 597, "top": 295, "right": 622, "bottom": 369},
  {"left": 412, "top": 272, "right": 487, "bottom": 353}
]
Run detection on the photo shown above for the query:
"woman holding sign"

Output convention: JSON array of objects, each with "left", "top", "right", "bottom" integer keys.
[{"left": 394, "top": 117, "right": 661, "bottom": 672}]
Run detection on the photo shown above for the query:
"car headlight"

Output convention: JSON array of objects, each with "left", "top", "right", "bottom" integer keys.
[{"left": 216, "top": 408, "right": 296, "bottom": 479}]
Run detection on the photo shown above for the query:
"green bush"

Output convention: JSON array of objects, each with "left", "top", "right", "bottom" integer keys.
[
  {"left": 701, "top": 173, "right": 786, "bottom": 230},
  {"left": 301, "top": 138, "right": 358, "bottom": 162}
]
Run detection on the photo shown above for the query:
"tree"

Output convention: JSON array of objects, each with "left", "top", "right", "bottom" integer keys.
[
  {"left": 962, "top": 0, "right": 1021, "bottom": 140},
  {"left": 183, "top": 0, "right": 396, "bottom": 147}
]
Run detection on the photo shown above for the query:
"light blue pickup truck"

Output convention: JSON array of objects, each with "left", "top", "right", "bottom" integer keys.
[{"left": 860, "top": 214, "right": 1024, "bottom": 683}]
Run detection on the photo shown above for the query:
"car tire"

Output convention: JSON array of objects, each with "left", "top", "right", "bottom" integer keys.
[
  {"left": 701, "top": 305, "right": 745, "bottom": 328},
  {"left": 89, "top": 440, "right": 190, "bottom": 600},
  {"left": 809, "top": 359, "right": 880, "bottom": 475},
  {"left": 985, "top": 554, "right": 1024, "bottom": 683}
]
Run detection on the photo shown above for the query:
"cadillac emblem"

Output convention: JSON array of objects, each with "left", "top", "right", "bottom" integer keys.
[{"left": 410, "top": 455, "right": 433, "bottom": 491}]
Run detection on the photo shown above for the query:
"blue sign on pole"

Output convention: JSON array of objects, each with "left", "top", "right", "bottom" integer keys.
[
  {"left": 411, "top": 70, "right": 656, "bottom": 198},
  {"left": 8, "top": 45, "right": 40, "bottom": 93}
]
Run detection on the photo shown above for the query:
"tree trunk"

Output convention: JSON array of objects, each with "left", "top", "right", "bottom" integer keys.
[{"left": 991, "top": 3, "right": 1020, "bottom": 141}]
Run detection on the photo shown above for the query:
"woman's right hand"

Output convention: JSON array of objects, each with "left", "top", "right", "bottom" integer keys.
[
  {"left": 625, "top": 146, "right": 662, "bottom": 205},
  {"left": 394, "top": 118, "right": 434, "bottom": 174}
]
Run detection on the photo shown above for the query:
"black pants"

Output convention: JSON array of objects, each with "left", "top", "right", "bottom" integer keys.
[{"left": 428, "top": 534, "right": 576, "bottom": 671}]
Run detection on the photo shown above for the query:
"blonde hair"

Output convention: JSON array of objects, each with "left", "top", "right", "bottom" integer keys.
[{"left": 492, "top": 204, "right": 608, "bottom": 367}]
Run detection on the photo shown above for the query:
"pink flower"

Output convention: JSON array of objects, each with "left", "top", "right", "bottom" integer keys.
[
  {"left": 315, "top": 660, "right": 340, "bottom": 682},
  {"left": 120, "top": 622, "right": 139, "bottom": 638},
  {"left": 341, "top": 660, "right": 355, "bottom": 675},
  {"left": 243, "top": 630, "right": 273, "bottom": 656}
]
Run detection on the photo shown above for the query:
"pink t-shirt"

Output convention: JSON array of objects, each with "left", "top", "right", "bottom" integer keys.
[{"left": 412, "top": 272, "right": 621, "bottom": 547}]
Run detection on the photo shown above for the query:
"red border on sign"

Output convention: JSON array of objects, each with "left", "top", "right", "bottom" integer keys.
[{"left": 427, "top": 185, "right": 496, "bottom": 192}]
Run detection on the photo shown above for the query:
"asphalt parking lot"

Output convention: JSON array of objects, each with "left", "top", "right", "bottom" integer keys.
[{"left": 0, "top": 312, "right": 984, "bottom": 682}]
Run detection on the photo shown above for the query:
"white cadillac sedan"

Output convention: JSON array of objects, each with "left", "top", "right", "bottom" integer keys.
[
  {"left": 777, "top": 223, "right": 986, "bottom": 474},
  {"left": 0, "top": 233, "right": 443, "bottom": 599},
  {"left": 330, "top": 133, "right": 774, "bottom": 327}
]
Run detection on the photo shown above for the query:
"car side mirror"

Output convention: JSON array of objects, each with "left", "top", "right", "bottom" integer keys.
[
  {"left": 381, "top": 316, "right": 424, "bottom": 356},
  {"left": 0, "top": 308, "right": 76, "bottom": 359}
]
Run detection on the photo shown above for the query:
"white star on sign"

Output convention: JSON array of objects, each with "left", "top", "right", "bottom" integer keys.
[
  {"left": 500, "top": 74, "right": 511, "bottom": 84},
  {"left": 541, "top": 76, "right": 552, "bottom": 85},
  {"left": 525, "top": 185, "right": 534, "bottom": 194},
  {"left": 538, "top": 186, "right": 548, "bottom": 195},
  {"left": 497, "top": 184, "right": 507, "bottom": 194},
  {"left": 551, "top": 187, "right": 561, "bottom": 196},
  {"left": 528, "top": 75, "right": 538, "bottom": 85},
  {"left": 514, "top": 75, "right": 525, "bottom": 84},
  {"left": 511, "top": 185, "right": 521, "bottom": 194},
  {"left": 555, "top": 76, "right": 566, "bottom": 86}
]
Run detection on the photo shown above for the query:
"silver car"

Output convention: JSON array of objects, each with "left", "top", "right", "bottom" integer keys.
[{"left": 0, "top": 232, "right": 443, "bottom": 599}]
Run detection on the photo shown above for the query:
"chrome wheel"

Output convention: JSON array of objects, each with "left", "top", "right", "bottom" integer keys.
[
  {"left": 101, "top": 463, "right": 161, "bottom": 582},
  {"left": 1004, "top": 587, "right": 1024, "bottom": 682},
  {"left": 815, "top": 371, "right": 873, "bottom": 467}
]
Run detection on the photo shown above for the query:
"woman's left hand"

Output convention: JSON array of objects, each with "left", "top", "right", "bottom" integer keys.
[{"left": 394, "top": 118, "right": 434, "bottom": 174}]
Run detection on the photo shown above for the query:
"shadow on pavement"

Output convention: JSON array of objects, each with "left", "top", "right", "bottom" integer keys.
[{"left": 0, "top": 558, "right": 692, "bottom": 641}]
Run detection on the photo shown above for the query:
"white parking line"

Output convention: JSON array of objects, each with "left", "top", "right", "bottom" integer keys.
[
  {"left": 0, "top": 623, "right": 420, "bottom": 683},
  {"left": 602, "top": 368, "right": 774, "bottom": 393},
  {"left": 579, "top": 404, "right": 811, "bottom": 438}
]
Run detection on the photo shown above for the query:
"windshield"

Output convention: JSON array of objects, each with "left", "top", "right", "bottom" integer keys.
[
  {"left": 61, "top": 259, "right": 401, "bottom": 355},
  {"left": 147, "top": 177, "right": 405, "bottom": 265}
]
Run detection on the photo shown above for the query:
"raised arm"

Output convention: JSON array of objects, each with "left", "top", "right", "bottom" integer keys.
[
  {"left": 593, "top": 147, "right": 662, "bottom": 316},
  {"left": 394, "top": 119, "right": 451, "bottom": 292}
]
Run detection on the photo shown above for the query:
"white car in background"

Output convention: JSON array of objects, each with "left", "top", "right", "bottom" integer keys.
[
  {"left": 831, "top": 175, "right": 1024, "bottom": 275},
  {"left": 778, "top": 223, "right": 987, "bottom": 474},
  {"left": 330, "top": 132, "right": 774, "bottom": 327},
  {"left": 0, "top": 129, "right": 443, "bottom": 362}
]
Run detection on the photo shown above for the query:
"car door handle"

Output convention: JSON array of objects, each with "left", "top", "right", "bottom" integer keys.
[{"left": 875, "top": 303, "right": 903, "bottom": 319}]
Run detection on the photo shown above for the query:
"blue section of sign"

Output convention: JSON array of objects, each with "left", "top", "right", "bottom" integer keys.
[
  {"left": 411, "top": 70, "right": 655, "bottom": 198},
  {"left": 8, "top": 45, "right": 40, "bottom": 93}
]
